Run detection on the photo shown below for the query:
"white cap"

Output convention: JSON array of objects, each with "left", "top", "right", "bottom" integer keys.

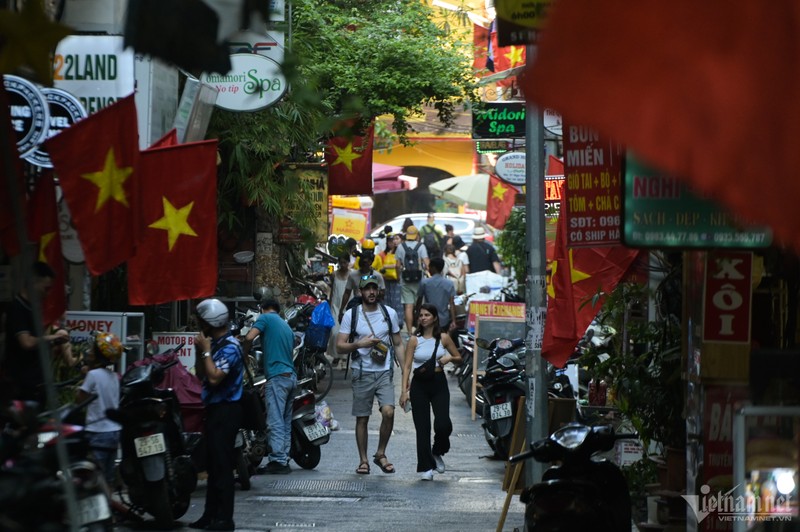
[{"left": 197, "top": 298, "right": 229, "bottom": 327}]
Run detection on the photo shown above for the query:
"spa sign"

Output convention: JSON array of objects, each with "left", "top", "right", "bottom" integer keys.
[{"left": 200, "top": 53, "right": 287, "bottom": 112}]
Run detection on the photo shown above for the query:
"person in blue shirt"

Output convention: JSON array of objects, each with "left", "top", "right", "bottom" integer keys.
[
  {"left": 192, "top": 299, "right": 244, "bottom": 531},
  {"left": 244, "top": 299, "right": 297, "bottom": 474}
]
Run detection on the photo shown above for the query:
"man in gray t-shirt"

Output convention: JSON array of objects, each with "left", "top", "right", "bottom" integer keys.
[
  {"left": 395, "top": 226, "right": 429, "bottom": 332},
  {"left": 415, "top": 257, "right": 456, "bottom": 331}
]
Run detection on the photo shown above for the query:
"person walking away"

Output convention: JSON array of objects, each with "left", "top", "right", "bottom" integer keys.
[
  {"left": 1, "top": 261, "right": 69, "bottom": 402},
  {"left": 336, "top": 275, "right": 404, "bottom": 475},
  {"left": 243, "top": 299, "right": 296, "bottom": 474},
  {"left": 442, "top": 243, "right": 466, "bottom": 295},
  {"left": 191, "top": 299, "right": 244, "bottom": 531},
  {"left": 419, "top": 213, "right": 446, "bottom": 260},
  {"left": 380, "top": 232, "right": 404, "bottom": 332},
  {"left": 394, "top": 225, "right": 429, "bottom": 334},
  {"left": 337, "top": 247, "right": 385, "bottom": 323},
  {"left": 466, "top": 227, "right": 502, "bottom": 274},
  {"left": 328, "top": 255, "right": 352, "bottom": 370},
  {"left": 452, "top": 236, "right": 470, "bottom": 274},
  {"left": 415, "top": 257, "right": 457, "bottom": 334},
  {"left": 399, "top": 304, "right": 461, "bottom": 480}
]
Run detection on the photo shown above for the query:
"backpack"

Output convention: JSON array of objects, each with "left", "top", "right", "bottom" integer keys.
[
  {"left": 421, "top": 225, "right": 444, "bottom": 259},
  {"left": 400, "top": 242, "right": 423, "bottom": 283}
]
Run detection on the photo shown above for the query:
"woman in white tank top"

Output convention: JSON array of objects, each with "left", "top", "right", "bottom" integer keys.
[{"left": 399, "top": 303, "right": 462, "bottom": 480}]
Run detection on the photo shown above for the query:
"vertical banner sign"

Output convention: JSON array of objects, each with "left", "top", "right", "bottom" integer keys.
[
  {"left": 703, "top": 251, "right": 752, "bottom": 344},
  {"left": 284, "top": 164, "right": 328, "bottom": 243},
  {"left": 495, "top": 0, "right": 552, "bottom": 47},
  {"left": 563, "top": 123, "right": 624, "bottom": 247}
]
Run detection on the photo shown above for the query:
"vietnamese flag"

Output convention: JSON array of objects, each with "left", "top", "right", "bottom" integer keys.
[
  {"left": 473, "top": 24, "right": 490, "bottom": 74},
  {"left": 26, "top": 172, "right": 66, "bottom": 325},
  {"left": 542, "top": 192, "right": 642, "bottom": 368},
  {"left": 325, "top": 124, "right": 373, "bottom": 196},
  {"left": 149, "top": 128, "right": 178, "bottom": 149},
  {"left": 127, "top": 140, "right": 218, "bottom": 305},
  {"left": 521, "top": 0, "right": 800, "bottom": 251},
  {"left": 486, "top": 174, "right": 516, "bottom": 229},
  {"left": 45, "top": 93, "right": 139, "bottom": 276}
]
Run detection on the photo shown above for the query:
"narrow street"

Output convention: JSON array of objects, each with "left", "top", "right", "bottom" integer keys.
[{"left": 120, "top": 363, "right": 526, "bottom": 531}]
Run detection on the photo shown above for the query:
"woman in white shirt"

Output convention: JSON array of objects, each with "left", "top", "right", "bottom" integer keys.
[{"left": 399, "top": 303, "right": 462, "bottom": 480}]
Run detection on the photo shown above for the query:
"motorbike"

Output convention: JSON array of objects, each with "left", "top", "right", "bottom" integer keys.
[
  {"left": 106, "top": 349, "right": 197, "bottom": 527},
  {"left": 510, "top": 422, "right": 636, "bottom": 531},
  {"left": 0, "top": 392, "right": 114, "bottom": 531},
  {"left": 476, "top": 337, "right": 527, "bottom": 459},
  {"left": 241, "top": 379, "right": 330, "bottom": 472}
]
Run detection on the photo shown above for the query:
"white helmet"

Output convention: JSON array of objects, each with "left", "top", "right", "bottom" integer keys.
[{"left": 197, "top": 298, "right": 229, "bottom": 327}]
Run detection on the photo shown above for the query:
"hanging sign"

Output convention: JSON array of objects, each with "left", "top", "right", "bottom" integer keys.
[
  {"left": 703, "top": 251, "right": 752, "bottom": 344},
  {"left": 3, "top": 74, "right": 50, "bottom": 158},
  {"left": 494, "top": 151, "right": 526, "bottom": 185},
  {"left": 200, "top": 53, "right": 287, "bottom": 112},
  {"left": 26, "top": 88, "right": 88, "bottom": 168}
]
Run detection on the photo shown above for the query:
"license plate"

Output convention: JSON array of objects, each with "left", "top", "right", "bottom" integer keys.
[
  {"left": 134, "top": 433, "right": 166, "bottom": 458},
  {"left": 302, "top": 422, "right": 328, "bottom": 441},
  {"left": 490, "top": 402, "right": 513, "bottom": 420},
  {"left": 78, "top": 493, "right": 111, "bottom": 525}
]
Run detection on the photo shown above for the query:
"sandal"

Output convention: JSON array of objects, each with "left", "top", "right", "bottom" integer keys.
[
  {"left": 356, "top": 462, "right": 370, "bottom": 475},
  {"left": 373, "top": 454, "right": 395, "bottom": 474}
]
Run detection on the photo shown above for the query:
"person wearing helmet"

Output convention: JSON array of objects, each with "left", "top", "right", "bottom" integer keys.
[
  {"left": 191, "top": 298, "right": 244, "bottom": 531},
  {"left": 354, "top": 238, "right": 383, "bottom": 271},
  {"left": 76, "top": 332, "right": 123, "bottom": 487}
]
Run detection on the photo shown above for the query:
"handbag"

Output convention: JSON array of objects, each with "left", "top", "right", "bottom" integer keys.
[
  {"left": 362, "top": 305, "right": 390, "bottom": 365},
  {"left": 413, "top": 337, "right": 440, "bottom": 382}
]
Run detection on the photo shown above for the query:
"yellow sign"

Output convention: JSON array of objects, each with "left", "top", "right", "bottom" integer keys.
[
  {"left": 331, "top": 209, "right": 367, "bottom": 241},
  {"left": 283, "top": 164, "right": 328, "bottom": 242}
]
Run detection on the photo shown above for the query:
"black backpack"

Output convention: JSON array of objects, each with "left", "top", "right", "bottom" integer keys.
[
  {"left": 421, "top": 225, "right": 444, "bottom": 259},
  {"left": 401, "top": 242, "right": 423, "bottom": 283}
]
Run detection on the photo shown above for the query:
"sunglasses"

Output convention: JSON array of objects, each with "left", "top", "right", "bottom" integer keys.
[{"left": 361, "top": 275, "right": 377, "bottom": 281}]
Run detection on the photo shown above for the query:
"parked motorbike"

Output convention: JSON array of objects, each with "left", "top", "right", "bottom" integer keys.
[
  {"left": 476, "top": 337, "right": 526, "bottom": 459},
  {"left": 106, "top": 349, "right": 197, "bottom": 527},
  {"left": 510, "top": 422, "right": 636, "bottom": 531},
  {"left": 0, "top": 392, "right": 113, "bottom": 531}
]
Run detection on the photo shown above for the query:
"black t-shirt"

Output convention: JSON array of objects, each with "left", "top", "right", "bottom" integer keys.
[
  {"left": 2, "top": 295, "right": 41, "bottom": 399},
  {"left": 466, "top": 241, "right": 500, "bottom": 273}
]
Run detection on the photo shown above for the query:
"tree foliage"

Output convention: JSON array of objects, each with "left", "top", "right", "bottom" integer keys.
[
  {"left": 208, "top": 0, "right": 476, "bottom": 243},
  {"left": 496, "top": 208, "right": 527, "bottom": 288}
]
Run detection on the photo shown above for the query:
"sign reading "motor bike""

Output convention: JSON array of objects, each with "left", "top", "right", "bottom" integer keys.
[
  {"left": 152, "top": 332, "right": 197, "bottom": 370},
  {"left": 200, "top": 53, "right": 287, "bottom": 112}
]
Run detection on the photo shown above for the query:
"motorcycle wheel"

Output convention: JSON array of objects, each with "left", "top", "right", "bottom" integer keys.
[
  {"left": 145, "top": 479, "right": 173, "bottom": 527},
  {"left": 291, "top": 442, "right": 321, "bottom": 470},
  {"left": 235, "top": 448, "right": 251, "bottom": 491}
]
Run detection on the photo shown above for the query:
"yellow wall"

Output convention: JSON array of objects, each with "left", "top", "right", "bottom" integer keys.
[{"left": 373, "top": 140, "right": 474, "bottom": 177}]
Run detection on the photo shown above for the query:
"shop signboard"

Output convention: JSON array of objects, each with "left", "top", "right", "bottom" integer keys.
[
  {"left": 3, "top": 74, "right": 49, "bottom": 158},
  {"left": 623, "top": 154, "right": 772, "bottom": 248},
  {"left": 200, "top": 53, "right": 286, "bottom": 112},
  {"left": 472, "top": 102, "right": 526, "bottom": 139},
  {"left": 703, "top": 251, "right": 752, "bottom": 344},
  {"left": 495, "top": 0, "right": 552, "bottom": 46},
  {"left": 331, "top": 208, "right": 370, "bottom": 241},
  {"left": 282, "top": 164, "right": 328, "bottom": 242},
  {"left": 563, "top": 123, "right": 624, "bottom": 247},
  {"left": 494, "top": 151, "right": 526, "bottom": 185},
  {"left": 467, "top": 301, "right": 525, "bottom": 335},
  {"left": 152, "top": 332, "right": 197, "bottom": 369},
  {"left": 26, "top": 88, "right": 88, "bottom": 168}
]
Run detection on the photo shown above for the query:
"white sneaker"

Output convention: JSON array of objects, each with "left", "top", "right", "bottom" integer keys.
[
  {"left": 433, "top": 455, "right": 445, "bottom": 474},
  {"left": 420, "top": 469, "right": 434, "bottom": 481}
]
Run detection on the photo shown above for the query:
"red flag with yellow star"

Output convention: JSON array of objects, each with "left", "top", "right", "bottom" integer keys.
[
  {"left": 127, "top": 140, "right": 218, "bottom": 305},
  {"left": 26, "top": 172, "right": 66, "bottom": 325},
  {"left": 44, "top": 93, "right": 139, "bottom": 276},
  {"left": 325, "top": 124, "right": 373, "bottom": 195},
  {"left": 542, "top": 189, "right": 642, "bottom": 368},
  {"left": 486, "top": 174, "right": 517, "bottom": 229}
]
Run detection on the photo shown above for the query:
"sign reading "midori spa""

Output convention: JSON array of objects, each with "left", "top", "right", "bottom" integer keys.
[{"left": 200, "top": 53, "right": 287, "bottom": 112}]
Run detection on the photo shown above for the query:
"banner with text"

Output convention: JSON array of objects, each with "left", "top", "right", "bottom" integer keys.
[{"left": 467, "top": 301, "right": 525, "bottom": 334}]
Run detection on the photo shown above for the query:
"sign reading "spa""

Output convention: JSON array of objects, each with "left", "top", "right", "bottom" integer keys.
[{"left": 200, "top": 53, "right": 287, "bottom": 112}]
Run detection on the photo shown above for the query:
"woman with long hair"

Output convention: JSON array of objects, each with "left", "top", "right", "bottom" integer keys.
[{"left": 399, "top": 303, "right": 462, "bottom": 480}]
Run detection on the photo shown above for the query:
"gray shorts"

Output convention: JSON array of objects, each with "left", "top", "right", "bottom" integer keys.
[
  {"left": 351, "top": 369, "right": 395, "bottom": 417},
  {"left": 400, "top": 282, "right": 419, "bottom": 305}
]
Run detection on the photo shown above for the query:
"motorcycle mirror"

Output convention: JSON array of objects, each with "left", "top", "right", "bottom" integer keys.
[{"left": 476, "top": 338, "right": 491, "bottom": 350}]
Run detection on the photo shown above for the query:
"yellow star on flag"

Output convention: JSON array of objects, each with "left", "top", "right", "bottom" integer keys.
[
  {"left": 492, "top": 182, "right": 508, "bottom": 201},
  {"left": 149, "top": 197, "right": 197, "bottom": 251},
  {"left": 331, "top": 142, "right": 361, "bottom": 172},
  {"left": 38, "top": 231, "right": 56, "bottom": 263},
  {"left": 0, "top": 0, "right": 72, "bottom": 84},
  {"left": 547, "top": 249, "right": 592, "bottom": 298},
  {"left": 505, "top": 46, "right": 524, "bottom": 68},
  {"left": 81, "top": 148, "right": 133, "bottom": 212}
]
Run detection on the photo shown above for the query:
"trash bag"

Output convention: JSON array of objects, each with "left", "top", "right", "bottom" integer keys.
[
  {"left": 310, "top": 301, "right": 335, "bottom": 328},
  {"left": 315, "top": 400, "right": 339, "bottom": 431}
]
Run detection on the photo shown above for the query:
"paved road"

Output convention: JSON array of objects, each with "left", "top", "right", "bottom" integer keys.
[{"left": 119, "top": 363, "right": 526, "bottom": 531}]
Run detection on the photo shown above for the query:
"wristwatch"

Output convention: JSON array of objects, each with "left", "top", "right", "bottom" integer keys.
[{"left": 202, "top": 351, "right": 211, "bottom": 359}]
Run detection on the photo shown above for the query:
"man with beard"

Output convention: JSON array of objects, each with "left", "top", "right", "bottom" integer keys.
[{"left": 336, "top": 275, "right": 403, "bottom": 475}]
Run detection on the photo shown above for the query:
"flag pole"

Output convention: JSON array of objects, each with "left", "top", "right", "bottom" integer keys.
[{"left": 523, "top": 45, "right": 549, "bottom": 487}]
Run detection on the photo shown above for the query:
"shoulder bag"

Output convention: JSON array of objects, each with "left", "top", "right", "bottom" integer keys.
[{"left": 412, "top": 336, "right": 440, "bottom": 382}]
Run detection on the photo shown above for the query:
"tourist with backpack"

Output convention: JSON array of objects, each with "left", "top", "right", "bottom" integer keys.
[
  {"left": 419, "top": 213, "right": 446, "bottom": 260},
  {"left": 394, "top": 225, "right": 429, "bottom": 334},
  {"left": 466, "top": 227, "right": 502, "bottom": 274},
  {"left": 337, "top": 243, "right": 386, "bottom": 323},
  {"left": 336, "top": 275, "right": 404, "bottom": 475}
]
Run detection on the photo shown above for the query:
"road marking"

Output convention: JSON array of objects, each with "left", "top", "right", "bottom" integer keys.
[
  {"left": 250, "top": 495, "right": 361, "bottom": 503},
  {"left": 457, "top": 477, "right": 497, "bottom": 483}
]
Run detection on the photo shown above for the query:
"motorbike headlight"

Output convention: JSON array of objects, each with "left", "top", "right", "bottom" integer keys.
[{"left": 552, "top": 425, "right": 590, "bottom": 449}]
